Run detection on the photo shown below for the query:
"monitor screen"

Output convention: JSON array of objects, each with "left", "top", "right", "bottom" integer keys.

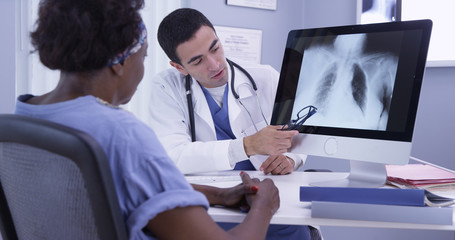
[{"left": 271, "top": 19, "right": 432, "bottom": 187}]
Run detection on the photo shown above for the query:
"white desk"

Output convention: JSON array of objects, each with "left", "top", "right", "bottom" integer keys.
[{"left": 188, "top": 171, "right": 455, "bottom": 231}]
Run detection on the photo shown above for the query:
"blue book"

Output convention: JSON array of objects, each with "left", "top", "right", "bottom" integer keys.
[
  {"left": 300, "top": 186, "right": 426, "bottom": 206},
  {"left": 311, "top": 201, "right": 453, "bottom": 225}
]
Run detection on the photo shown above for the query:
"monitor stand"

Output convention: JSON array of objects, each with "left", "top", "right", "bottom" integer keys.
[{"left": 310, "top": 161, "right": 387, "bottom": 188}]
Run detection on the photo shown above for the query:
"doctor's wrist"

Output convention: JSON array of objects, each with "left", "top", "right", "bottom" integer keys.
[
  {"left": 286, "top": 157, "right": 295, "bottom": 168},
  {"left": 243, "top": 136, "right": 257, "bottom": 157}
]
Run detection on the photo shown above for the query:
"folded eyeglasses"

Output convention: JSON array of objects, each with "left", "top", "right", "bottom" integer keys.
[{"left": 281, "top": 105, "right": 317, "bottom": 130}]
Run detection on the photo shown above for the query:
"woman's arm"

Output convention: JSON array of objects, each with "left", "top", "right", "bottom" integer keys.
[
  {"left": 147, "top": 172, "right": 279, "bottom": 240},
  {"left": 192, "top": 182, "right": 254, "bottom": 208}
]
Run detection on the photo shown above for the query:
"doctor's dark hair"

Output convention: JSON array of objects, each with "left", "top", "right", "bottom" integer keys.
[
  {"left": 157, "top": 8, "right": 215, "bottom": 65},
  {"left": 30, "top": 0, "right": 144, "bottom": 72}
]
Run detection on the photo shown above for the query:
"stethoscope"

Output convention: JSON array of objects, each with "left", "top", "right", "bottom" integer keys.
[{"left": 185, "top": 58, "right": 268, "bottom": 142}]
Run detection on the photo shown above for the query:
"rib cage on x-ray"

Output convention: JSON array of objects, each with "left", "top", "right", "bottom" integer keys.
[
  {"left": 292, "top": 33, "right": 399, "bottom": 130},
  {"left": 317, "top": 62, "right": 368, "bottom": 113}
]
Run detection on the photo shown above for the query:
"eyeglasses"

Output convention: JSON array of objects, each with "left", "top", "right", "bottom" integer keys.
[{"left": 281, "top": 105, "right": 317, "bottom": 130}]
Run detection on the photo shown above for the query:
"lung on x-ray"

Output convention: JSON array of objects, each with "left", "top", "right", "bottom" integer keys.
[{"left": 292, "top": 31, "right": 402, "bottom": 131}]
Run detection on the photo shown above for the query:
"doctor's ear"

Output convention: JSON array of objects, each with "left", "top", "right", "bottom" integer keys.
[{"left": 170, "top": 61, "right": 188, "bottom": 76}]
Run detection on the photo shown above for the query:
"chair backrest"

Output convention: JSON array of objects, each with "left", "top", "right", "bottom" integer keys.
[{"left": 0, "top": 114, "right": 128, "bottom": 240}]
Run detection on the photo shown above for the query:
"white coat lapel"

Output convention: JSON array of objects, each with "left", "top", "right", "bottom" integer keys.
[
  {"left": 228, "top": 63, "right": 255, "bottom": 136},
  {"left": 191, "top": 77, "right": 216, "bottom": 138}
]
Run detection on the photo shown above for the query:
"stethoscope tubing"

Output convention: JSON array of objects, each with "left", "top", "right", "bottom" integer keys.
[
  {"left": 185, "top": 58, "right": 263, "bottom": 142},
  {"left": 185, "top": 74, "right": 196, "bottom": 142}
]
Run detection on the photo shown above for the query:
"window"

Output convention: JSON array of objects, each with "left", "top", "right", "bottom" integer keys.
[
  {"left": 401, "top": 0, "right": 455, "bottom": 67},
  {"left": 16, "top": 0, "right": 186, "bottom": 123}
]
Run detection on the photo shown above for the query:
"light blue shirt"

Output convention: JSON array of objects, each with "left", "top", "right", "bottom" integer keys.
[{"left": 15, "top": 95, "right": 209, "bottom": 240}]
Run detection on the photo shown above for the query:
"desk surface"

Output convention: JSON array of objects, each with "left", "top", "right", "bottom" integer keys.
[{"left": 187, "top": 171, "right": 455, "bottom": 231}]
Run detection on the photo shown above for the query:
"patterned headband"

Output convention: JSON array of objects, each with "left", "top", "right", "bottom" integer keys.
[{"left": 107, "top": 21, "right": 147, "bottom": 66}]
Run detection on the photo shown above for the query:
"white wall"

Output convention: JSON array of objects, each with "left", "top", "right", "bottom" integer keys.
[
  {"left": 0, "top": 0, "right": 16, "bottom": 114},
  {"left": 303, "top": 0, "right": 358, "bottom": 28},
  {"left": 189, "top": 0, "right": 305, "bottom": 71}
]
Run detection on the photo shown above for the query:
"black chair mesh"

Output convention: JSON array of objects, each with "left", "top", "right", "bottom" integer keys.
[{"left": 0, "top": 142, "right": 99, "bottom": 240}]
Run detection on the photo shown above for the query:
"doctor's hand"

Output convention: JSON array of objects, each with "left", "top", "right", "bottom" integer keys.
[
  {"left": 243, "top": 125, "right": 298, "bottom": 157},
  {"left": 260, "top": 155, "right": 295, "bottom": 175}
]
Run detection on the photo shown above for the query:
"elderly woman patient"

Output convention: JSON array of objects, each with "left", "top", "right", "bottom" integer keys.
[{"left": 15, "top": 0, "right": 280, "bottom": 239}]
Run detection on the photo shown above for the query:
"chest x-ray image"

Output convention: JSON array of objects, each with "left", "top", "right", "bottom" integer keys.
[{"left": 292, "top": 32, "right": 402, "bottom": 130}]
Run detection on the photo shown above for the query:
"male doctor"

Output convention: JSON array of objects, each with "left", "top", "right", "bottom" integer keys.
[
  {"left": 148, "top": 9, "right": 321, "bottom": 240},
  {"left": 148, "top": 8, "right": 307, "bottom": 175}
]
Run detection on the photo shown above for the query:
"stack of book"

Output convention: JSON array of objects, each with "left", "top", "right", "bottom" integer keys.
[{"left": 301, "top": 164, "right": 455, "bottom": 225}]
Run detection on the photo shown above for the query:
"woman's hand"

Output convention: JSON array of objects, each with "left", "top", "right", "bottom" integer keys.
[
  {"left": 191, "top": 171, "right": 279, "bottom": 215},
  {"left": 240, "top": 172, "right": 279, "bottom": 215},
  {"left": 191, "top": 173, "right": 259, "bottom": 208}
]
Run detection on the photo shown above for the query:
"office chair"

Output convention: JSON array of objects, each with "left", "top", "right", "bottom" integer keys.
[{"left": 0, "top": 114, "right": 127, "bottom": 240}]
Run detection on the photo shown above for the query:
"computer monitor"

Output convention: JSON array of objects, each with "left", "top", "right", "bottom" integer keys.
[{"left": 271, "top": 19, "right": 432, "bottom": 187}]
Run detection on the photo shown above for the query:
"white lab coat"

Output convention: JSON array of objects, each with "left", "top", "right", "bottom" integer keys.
[{"left": 148, "top": 59, "right": 305, "bottom": 174}]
